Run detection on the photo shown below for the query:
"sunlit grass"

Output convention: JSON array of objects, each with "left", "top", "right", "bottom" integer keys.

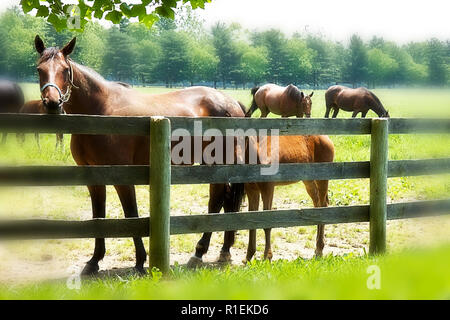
[{"left": 2, "top": 245, "right": 450, "bottom": 300}]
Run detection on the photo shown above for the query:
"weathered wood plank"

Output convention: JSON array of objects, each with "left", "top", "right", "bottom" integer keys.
[
  {"left": 389, "top": 118, "right": 450, "bottom": 134},
  {"left": 0, "top": 200, "right": 447, "bottom": 239},
  {"left": 0, "top": 159, "right": 448, "bottom": 186},
  {"left": 0, "top": 114, "right": 150, "bottom": 135},
  {"left": 0, "top": 217, "right": 149, "bottom": 240},
  {"left": 169, "top": 116, "right": 372, "bottom": 135},
  {"left": 149, "top": 117, "right": 171, "bottom": 273},
  {"left": 0, "top": 165, "right": 149, "bottom": 186},
  {"left": 369, "top": 119, "right": 389, "bottom": 255},
  {"left": 1, "top": 115, "right": 449, "bottom": 136}
]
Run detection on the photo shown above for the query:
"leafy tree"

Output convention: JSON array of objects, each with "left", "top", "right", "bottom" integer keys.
[
  {"left": 155, "top": 30, "right": 190, "bottom": 87},
  {"left": 103, "top": 26, "right": 136, "bottom": 81},
  {"left": 252, "top": 29, "right": 289, "bottom": 84},
  {"left": 20, "top": 0, "right": 212, "bottom": 31},
  {"left": 211, "top": 22, "right": 241, "bottom": 88},
  {"left": 240, "top": 45, "right": 268, "bottom": 86},
  {"left": 186, "top": 39, "right": 218, "bottom": 86},
  {"left": 367, "top": 48, "right": 398, "bottom": 87},
  {"left": 346, "top": 34, "right": 368, "bottom": 87},
  {"left": 426, "top": 38, "right": 447, "bottom": 85}
]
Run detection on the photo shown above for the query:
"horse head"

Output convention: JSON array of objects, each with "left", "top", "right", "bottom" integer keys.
[
  {"left": 300, "top": 91, "right": 314, "bottom": 118},
  {"left": 35, "top": 35, "right": 77, "bottom": 114}
]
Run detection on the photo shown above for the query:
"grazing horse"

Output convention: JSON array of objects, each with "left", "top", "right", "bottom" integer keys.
[
  {"left": 34, "top": 35, "right": 245, "bottom": 275},
  {"left": 245, "top": 84, "right": 313, "bottom": 118},
  {"left": 189, "top": 134, "right": 334, "bottom": 266},
  {"left": 18, "top": 100, "right": 64, "bottom": 151},
  {"left": 0, "top": 80, "right": 24, "bottom": 143},
  {"left": 325, "top": 85, "right": 389, "bottom": 118}
]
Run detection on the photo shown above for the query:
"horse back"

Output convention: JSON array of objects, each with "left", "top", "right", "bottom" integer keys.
[{"left": 0, "top": 80, "right": 24, "bottom": 113}]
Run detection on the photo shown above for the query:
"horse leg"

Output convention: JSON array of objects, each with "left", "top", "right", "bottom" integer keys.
[
  {"left": 260, "top": 184, "right": 274, "bottom": 260},
  {"left": 361, "top": 110, "right": 368, "bottom": 118},
  {"left": 244, "top": 185, "right": 260, "bottom": 263},
  {"left": 305, "top": 180, "right": 329, "bottom": 257},
  {"left": 16, "top": 133, "right": 25, "bottom": 146},
  {"left": 324, "top": 107, "right": 331, "bottom": 118},
  {"left": 81, "top": 185, "right": 106, "bottom": 275},
  {"left": 331, "top": 108, "right": 339, "bottom": 118},
  {"left": 35, "top": 133, "right": 40, "bottom": 151},
  {"left": 114, "top": 185, "right": 147, "bottom": 273},
  {"left": 55, "top": 133, "right": 64, "bottom": 152},
  {"left": 187, "top": 184, "right": 225, "bottom": 268},
  {"left": 352, "top": 111, "right": 359, "bottom": 118}
]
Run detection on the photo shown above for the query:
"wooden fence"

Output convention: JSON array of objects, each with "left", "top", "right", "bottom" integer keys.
[{"left": 0, "top": 114, "right": 450, "bottom": 273}]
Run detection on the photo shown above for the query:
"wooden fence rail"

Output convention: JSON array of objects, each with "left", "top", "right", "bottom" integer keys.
[
  {"left": 0, "top": 158, "right": 449, "bottom": 186},
  {"left": 0, "top": 199, "right": 448, "bottom": 240},
  {"left": 0, "top": 115, "right": 449, "bottom": 273}
]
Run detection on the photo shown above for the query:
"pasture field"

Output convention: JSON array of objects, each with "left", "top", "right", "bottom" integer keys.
[{"left": 0, "top": 84, "right": 449, "bottom": 299}]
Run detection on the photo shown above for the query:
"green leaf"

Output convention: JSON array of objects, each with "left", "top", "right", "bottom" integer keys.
[
  {"left": 130, "top": 4, "right": 146, "bottom": 19},
  {"left": 119, "top": 3, "right": 132, "bottom": 17},
  {"left": 155, "top": 6, "right": 175, "bottom": 20},
  {"left": 105, "top": 10, "right": 123, "bottom": 24},
  {"left": 36, "top": 5, "right": 49, "bottom": 17},
  {"left": 141, "top": 13, "right": 159, "bottom": 29}
]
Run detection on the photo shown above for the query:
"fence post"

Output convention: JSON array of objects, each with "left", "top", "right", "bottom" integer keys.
[
  {"left": 149, "top": 116, "right": 171, "bottom": 273},
  {"left": 369, "top": 118, "right": 388, "bottom": 255}
]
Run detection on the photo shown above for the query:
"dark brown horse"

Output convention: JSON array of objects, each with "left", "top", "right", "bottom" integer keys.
[
  {"left": 188, "top": 134, "right": 334, "bottom": 267},
  {"left": 246, "top": 84, "right": 313, "bottom": 118},
  {"left": 0, "top": 80, "right": 24, "bottom": 143},
  {"left": 325, "top": 85, "right": 389, "bottom": 118},
  {"left": 34, "top": 35, "right": 245, "bottom": 275},
  {"left": 18, "top": 100, "right": 64, "bottom": 151}
]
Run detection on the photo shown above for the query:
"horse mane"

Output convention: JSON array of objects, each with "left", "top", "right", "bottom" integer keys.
[{"left": 286, "top": 84, "right": 303, "bottom": 102}]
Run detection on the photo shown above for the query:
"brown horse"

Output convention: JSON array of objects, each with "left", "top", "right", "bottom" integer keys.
[
  {"left": 188, "top": 134, "right": 334, "bottom": 266},
  {"left": 243, "top": 135, "right": 334, "bottom": 262},
  {"left": 0, "top": 80, "right": 24, "bottom": 143},
  {"left": 18, "top": 100, "right": 64, "bottom": 151},
  {"left": 34, "top": 35, "right": 245, "bottom": 275},
  {"left": 245, "top": 84, "right": 313, "bottom": 118},
  {"left": 325, "top": 85, "right": 389, "bottom": 118}
]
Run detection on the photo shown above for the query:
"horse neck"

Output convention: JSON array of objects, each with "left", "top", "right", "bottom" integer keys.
[
  {"left": 63, "top": 63, "right": 109, "bottom": 115},
  {"left": 370, "top": 95, "right": 387, "bottom": 117}
]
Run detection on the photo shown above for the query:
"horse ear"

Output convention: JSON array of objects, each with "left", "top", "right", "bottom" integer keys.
[
  {"left": 35, "top": 35, "right": 45, "bottom": 55},
  {"left": 309, "top": 91, "right": 314, "bottom": 97},
  {"left": 61, "top": 37, "right": 77, "bottom": 56},
  {"left": 300, "top": 91, "right": 304, "bottom": 99}
]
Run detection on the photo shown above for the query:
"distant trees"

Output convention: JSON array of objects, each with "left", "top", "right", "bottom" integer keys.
[
  {"left": 0, "top": 8, "right": 449, "bottom": 88},
  {"left": 346, "top": 35, "right": 368, "bottom": 87}
]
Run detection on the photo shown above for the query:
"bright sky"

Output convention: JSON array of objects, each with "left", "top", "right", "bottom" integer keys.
[{"left": 1, "top": 0, "right": 449, "bottom": 43}]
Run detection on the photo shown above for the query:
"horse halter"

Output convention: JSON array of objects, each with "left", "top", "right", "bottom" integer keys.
[{"left": 40, "top": 59, "right": 76, "bottom": 107}]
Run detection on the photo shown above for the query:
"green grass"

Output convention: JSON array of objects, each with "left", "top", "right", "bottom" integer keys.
[
  {"left": 2, "top": 245, "right": 450, "bottom": 299},
  {"left": 0, "top": 84, "right": 449, "bottom": 299}
]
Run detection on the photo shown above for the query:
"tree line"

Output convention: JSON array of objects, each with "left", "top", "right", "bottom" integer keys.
[{"left": 0, "top": 6, "right": 449, "bottom": 88}]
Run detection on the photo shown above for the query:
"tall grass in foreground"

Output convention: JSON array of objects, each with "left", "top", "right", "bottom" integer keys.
[{"left": 2, "top": 245, "right": 449, "bottom": 299}]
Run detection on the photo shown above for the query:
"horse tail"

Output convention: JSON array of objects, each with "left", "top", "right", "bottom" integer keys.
[{"left": 245, "top": 86, "right": 260, "bottom": 117}]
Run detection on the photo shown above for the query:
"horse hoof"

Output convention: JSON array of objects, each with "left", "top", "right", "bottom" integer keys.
[
  {"left": 134, "top": 266, "right": 146, "bottom": 275},
  {"left": 186, "top": 256, "right": 203, "bottom": 269},
  {"left": 264, "top": 250, "right": 273, "bottom": 261},
  {"left": 314, "top": 251, "right": 323, "bottom": 259},
  {"left": 81, "top": 262, "right": 99, "bottom": 276},
  {"left": 217, "top": 252, "right": 232, "bottom": 263}
]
